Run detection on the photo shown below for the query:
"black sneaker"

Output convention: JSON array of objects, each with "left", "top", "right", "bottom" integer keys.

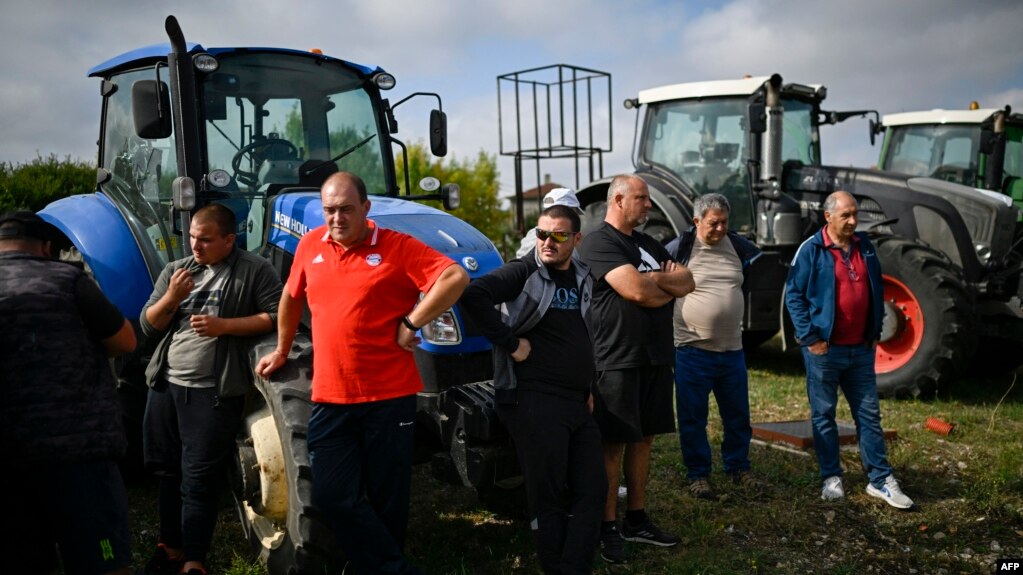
[
  {"left": 622, "top": 517, "right": 680, "bottom": 547},
  {"left": 599, "top": 524, "right": 627, "bottom": 564},
  {"left": 143, "top": 544, "right": 183, "bottom": 575}
]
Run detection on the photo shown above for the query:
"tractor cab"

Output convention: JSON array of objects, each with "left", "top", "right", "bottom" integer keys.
[
  {"left": 632, "top": 75, "right": 828, "bottom": 243},
  {"left": 85, "top": 38, "right": 455, "bottom": 300},
  {"left": 878, "top": 106, "right": 1023, "bottom": 213}
]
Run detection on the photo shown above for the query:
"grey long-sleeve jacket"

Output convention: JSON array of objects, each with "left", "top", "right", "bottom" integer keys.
[
  {"left": 140, "top": 248, "right": 282, "bottom": 398},
  {"left": 459, "top": 248, "right": 593, "bottom": 403}
]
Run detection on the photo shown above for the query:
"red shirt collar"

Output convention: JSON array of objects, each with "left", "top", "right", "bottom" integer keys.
[
  {"left": 822, "top": 227, "right": 859, "bottom": 248},
  {"left": 320, "top": 219, "right": 379, "bottom": 249}
]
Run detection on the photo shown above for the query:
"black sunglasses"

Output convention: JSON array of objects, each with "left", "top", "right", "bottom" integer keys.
[{"left": 536, "top": 229, "right": 574, "bottom": 243}]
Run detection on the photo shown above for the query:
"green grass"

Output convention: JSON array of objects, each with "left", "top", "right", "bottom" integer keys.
[{"left": 124, "top": 341, "right": 1023, "bottom": 574}]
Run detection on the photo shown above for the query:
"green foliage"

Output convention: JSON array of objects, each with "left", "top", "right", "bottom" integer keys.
[
  {"left": 282, "top": 102, "right": 387, "bottom": 194},
  {"left": 395, "top": 143, "right": 517, "bottom": 259},
  {"left": 0, "top": 155, "right": 96, "bottom": 212}
]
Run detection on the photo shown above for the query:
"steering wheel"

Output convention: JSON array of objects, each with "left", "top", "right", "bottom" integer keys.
[
  {"left": 231, "top": 138, "right": 299, "bottom": 187},
  {"left": 930, "top": 165, "right": 970, "bottom": 184}
]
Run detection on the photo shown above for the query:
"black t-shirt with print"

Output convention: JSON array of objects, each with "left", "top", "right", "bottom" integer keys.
[
  {"left": 514, "top": 264, "right": 594, "bottom": 394},
  {"left": 578, "top": 221, "right": 674, "bottom": 369}
]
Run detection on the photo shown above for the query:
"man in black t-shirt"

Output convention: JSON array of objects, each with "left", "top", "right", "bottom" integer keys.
[
  {"left": 577, "top": 174, "right": 694, "bottom": 564},
  {"left": 461, "top": 204, "right": 605, "bottom": 574}
]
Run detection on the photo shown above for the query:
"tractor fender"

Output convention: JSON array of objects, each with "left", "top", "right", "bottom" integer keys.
[{"left": 38, "top": 194, "right": 152, "bottom": 319}]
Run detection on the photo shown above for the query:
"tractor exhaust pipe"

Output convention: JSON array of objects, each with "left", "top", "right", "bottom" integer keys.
[
  {"left": 984, "top": 107, "right": 1009, "bottom": 192},
  {"left": 164, "top": 15, "right": 201, "bottom": 256},
  {"left": 760, "top": 74, "right": 784, "bottom": 182}
]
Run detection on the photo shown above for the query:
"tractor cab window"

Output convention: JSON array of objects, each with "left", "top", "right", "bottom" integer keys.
[
  {"left": 780, "top": 99, "right": 817, "bottom": 165},
  {"left": 1003, "top": 125, "right": 1022, "bottom": 180},
  {"left": 202, "top": 52, "right": 388, "bottom": 251},
  {"left": 883, "top": 124, "right": 980, "bottom": 187},
  {"left": 644, "top": 98, "right": 753, "bottom": 232},
  {"left": 99, "top": 67, "right": 181, "bottom": 279}
]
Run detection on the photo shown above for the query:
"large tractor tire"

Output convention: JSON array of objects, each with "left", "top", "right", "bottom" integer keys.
[
  {"left": 873, "top": 236, "right": 975, "bottom": 398},
  {"left": 232, "top": 335, "right": 342, "bottom": 574}
]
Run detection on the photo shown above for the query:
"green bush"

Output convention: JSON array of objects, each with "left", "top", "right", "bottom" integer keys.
[{"left": 0, "top": 155, "right": 96, "bottom": 212}]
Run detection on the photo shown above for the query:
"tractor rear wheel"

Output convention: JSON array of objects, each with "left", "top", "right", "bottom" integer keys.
[
  {"left": 232, "top": 336, "right": 342, "bottom": 574},
  {"left": 873, "top": 236, "right": 975, "bottom": 398}
]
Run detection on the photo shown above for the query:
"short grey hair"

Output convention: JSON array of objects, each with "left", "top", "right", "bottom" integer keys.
[
  {"left": 823, "top": 191, "right": 857, "bottom": 214},
  {"left": 606, "top": 174, "right": 642, "bottom": 203},
  {"left": 693, "top": 193, "right": 731, "bottom": 219}
]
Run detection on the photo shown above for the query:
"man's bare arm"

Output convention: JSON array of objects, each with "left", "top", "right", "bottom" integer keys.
[
  {"left": 650, "top": 260, "right": 695, "bottom": 298},
  {"left": 255, "top": 290, "right": 304, "bottom": 378},
  {"left": 604, "top": 264, "right": 674, "bottom": 308},
  {"left": 101, "top": 318, "right": 137, "bottom": 356}
]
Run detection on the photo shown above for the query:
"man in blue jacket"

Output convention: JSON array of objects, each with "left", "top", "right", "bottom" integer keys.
[
  {"left": 461, "top": 204, "right": 605, "bottom": 574},
  {"left": 784, "top": 191, "right": 913, "bottom": 509}
]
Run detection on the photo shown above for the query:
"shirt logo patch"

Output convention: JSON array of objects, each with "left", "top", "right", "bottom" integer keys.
[
  {"left": 366, "top": 253, "right": 382, "bottom": 266},
  {"left": 312, "top": 254, "right": 324, "bottom": 264}
]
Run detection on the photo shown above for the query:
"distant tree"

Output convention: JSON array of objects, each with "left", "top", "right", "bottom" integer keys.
[
  {"left": 281, "top": 103, "right": 386, "bottom": 193},
  {"left": 395, "top": 143, "right": 517, "bottom": 259},
  {"left": 0, "top": 155, "right": 95, "bottom": 212}
]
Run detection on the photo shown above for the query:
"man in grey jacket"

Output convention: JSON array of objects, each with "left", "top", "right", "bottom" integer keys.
[
  {"left": 461, "top": 204, "right": 605, "bottom": 575},
  {"left": 139, "top": 203, "right": 282, "bottom": 575}
]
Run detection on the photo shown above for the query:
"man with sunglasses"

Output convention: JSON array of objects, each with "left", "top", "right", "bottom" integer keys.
[
  {"left": 577, "top": 174, "right": 694, "bottom": 564},
  {"left": 515, "top": 187, "right": 585, "bottom": 258},
  {"left": 785, "top": 191, "right": 914, "bottom": 509},
  {"left": 461, "top": 204, "right": 605, "bottom": 574}
]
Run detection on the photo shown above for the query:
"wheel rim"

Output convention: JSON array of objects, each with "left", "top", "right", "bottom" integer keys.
[{"left": 876, "top": 275, "right": 925, "bottom": 373}]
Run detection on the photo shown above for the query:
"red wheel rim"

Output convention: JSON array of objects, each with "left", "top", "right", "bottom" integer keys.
[{"left": 876, "top": 275, "right": 925, "bottom": 373}]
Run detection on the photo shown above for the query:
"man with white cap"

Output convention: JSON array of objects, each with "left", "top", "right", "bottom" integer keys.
[{"left": 516, "top": 187, "right": 585, "bottom": 258}]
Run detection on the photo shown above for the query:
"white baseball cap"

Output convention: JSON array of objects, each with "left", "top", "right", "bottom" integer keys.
[{"left": 542, "top": 187, "right": 584, "bottom": 215}]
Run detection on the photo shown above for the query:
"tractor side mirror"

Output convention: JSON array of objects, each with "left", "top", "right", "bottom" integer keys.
[
  {"left": 132, "top": 80, "right": 172, "bottom": 139},
  {"left": 748, "top": 102, "right": 767, "bottom": 134},
  {"left": 869, "top": 119, "right": 885, "bottom": 147},
  {"left": 430, "top": 109, "right": 448, "bottom": 157},
  {"left": 979, "top": 128, "right": 996, "bottom": 154}
]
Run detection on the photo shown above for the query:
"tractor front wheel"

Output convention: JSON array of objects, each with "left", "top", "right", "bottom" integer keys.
[{"left": 232, "top": 336, "right": 342, "bottom": 574}]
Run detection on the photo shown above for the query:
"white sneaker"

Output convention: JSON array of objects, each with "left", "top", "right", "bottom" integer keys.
[
  {"left": 866, "top": 475, "right": 914, "bottom": 509},
  {"left": 821, "top": 476, "right": 845, "bottom": 500}
]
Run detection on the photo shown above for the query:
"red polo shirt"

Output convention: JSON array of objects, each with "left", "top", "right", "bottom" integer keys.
[
  {"left": 823, "top": 228, "right": 869, "bottom": 345},
  {"left": 287, "top": 220, "right": 455, "bottom": 404}
]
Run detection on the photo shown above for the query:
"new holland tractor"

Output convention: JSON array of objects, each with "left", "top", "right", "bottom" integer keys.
[
  {"left": 37, "top": 16, "right": 515, "bottom": 574},
  {"left": 876, "top": 104, "right": 1023, "bottom": 216},
  {"left": 564, "top": 74, "right": 1022, "bottom": 398}
]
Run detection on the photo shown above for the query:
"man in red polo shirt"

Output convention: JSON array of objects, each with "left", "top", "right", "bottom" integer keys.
[
  {"left": 785, "top": 191, "right": 914, "bottom": 510},
  {"left": 256, "top": 172, "right": 468, "bottom": 574}
]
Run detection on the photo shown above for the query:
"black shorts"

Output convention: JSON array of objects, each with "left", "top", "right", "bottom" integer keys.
[
  {"left": 591, "top": 365, "right": 676, "bottom": 443},
  {"left": 2, "top": 459, "right": 131, "bottom": 575}
]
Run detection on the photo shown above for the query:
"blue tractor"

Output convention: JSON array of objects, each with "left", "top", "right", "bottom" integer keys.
[{"left": 39, "top": 16, "right": 514, "bottom": 573}]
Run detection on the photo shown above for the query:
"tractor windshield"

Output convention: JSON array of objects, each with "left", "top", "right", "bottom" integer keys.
[
  {"left": 643, "top": 95, "right": 819, "bottom": 233},
  {"left": 203, "top": 52, "right": 388, "bottom": 196},
  {"left": 881, "top": 124, "right": 981, "bottom": 187},
  {"left": 644, "top": 98, "right": 752, "bottom": 230}
]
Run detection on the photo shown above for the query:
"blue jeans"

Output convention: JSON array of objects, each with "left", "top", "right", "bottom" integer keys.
[
  {"left": 674, "top": 346, "right": 752, "bottom": 479},
  {"left": 802, "top": 344, "right": 892, "bottom": 489},
  {"left": 308, "top": 395, "right": 422, "bottom": 575}
]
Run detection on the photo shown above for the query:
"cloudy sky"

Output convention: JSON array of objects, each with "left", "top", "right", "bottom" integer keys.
[{"left": 1, "top": 0, "right": 1020, "bottom": 197}]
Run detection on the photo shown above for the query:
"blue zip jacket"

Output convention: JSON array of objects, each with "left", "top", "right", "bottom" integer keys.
[
  {"left": 666, "top": 229, "right": 762, "bottom": 295},
  {"left": 784, "top": 229, "right": 884, "bottom": 346}
]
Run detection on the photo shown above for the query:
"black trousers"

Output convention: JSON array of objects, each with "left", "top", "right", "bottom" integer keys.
[
  {"left": 308, "top": 395, "right": 422, "bottom": 575},
  {"left": 498, "top": 388, "right": 607, "bottom": 575},
  {"left": 143, "top": 382, "right": 244, "bottom": 564}
]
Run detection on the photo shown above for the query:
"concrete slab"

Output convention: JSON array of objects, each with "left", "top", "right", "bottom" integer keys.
[{"left": 751, "top": 419, "right": 898, "bottom": 450}]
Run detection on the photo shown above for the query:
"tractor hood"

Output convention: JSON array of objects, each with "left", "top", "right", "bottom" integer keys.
[
  {"left": 784, "top": 163, "right": 1020, "bottom": 279},
  {"left": 267, "top": 192, "right": 502, "bottom": 275}
]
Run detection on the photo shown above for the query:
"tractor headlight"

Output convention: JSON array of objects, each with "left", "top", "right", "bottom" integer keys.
[{"left": 421, "top": 309, "right": 462, "bottom": 345}]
